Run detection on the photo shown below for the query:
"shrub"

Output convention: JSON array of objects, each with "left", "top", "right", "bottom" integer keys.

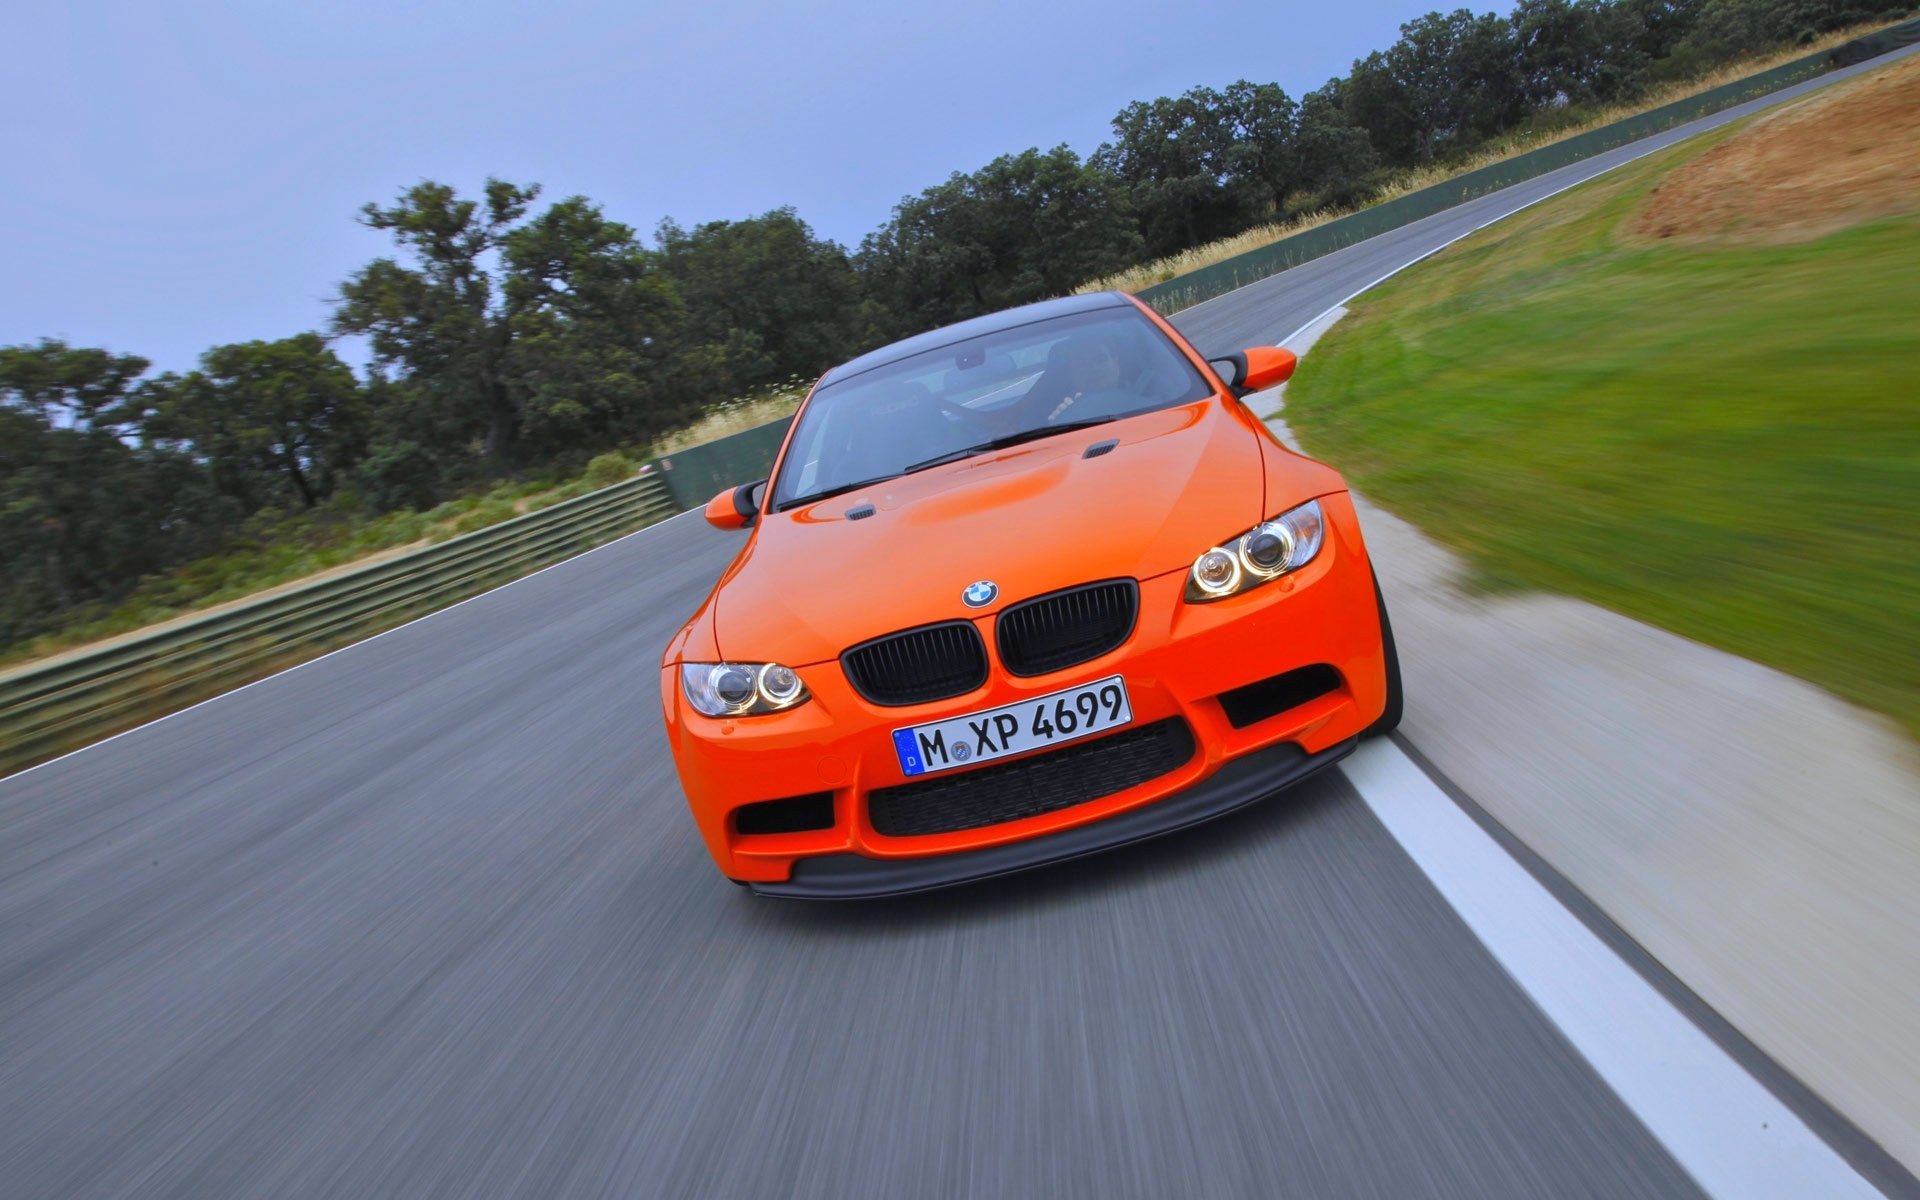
[
  {"left": 452, "top": 498, "right": 517, "bottom": 535},
  {"left": 583, "top": 452, "right": 635, "bottom": 489}
]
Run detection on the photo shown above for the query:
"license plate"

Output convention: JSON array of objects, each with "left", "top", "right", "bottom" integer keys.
[{"left": 892, "top": 676, "right": 1132, "bottom": 777}]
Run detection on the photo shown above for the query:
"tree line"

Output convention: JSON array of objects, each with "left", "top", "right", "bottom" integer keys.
[{"left": 3, "top": 0, "right": 1907, "bottom": 645}]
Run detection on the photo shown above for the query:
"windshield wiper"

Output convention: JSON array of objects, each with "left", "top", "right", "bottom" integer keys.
[
  {"left": 901, "top": 417, "right": 1119, "bottom": 475},
  {"left": 774, "top": 474, "right": 902, "bottom": 512}
]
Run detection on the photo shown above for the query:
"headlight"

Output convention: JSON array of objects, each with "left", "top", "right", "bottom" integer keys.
[
  {"left": 680, "top": 661, "right": 811, "bottom": 717},
  {"left": 1185, "top": 499, "right": 1326, "bottom": 602}
]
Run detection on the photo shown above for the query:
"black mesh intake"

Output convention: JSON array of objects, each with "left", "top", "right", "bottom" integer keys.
[
  {"left": 1217, "top": 664, "right": 1342, "bottom": 729},
  {"left": 841, "top": 621, "right": 989, "bottom": 707},
  {"left": 868, "top": 718, "right": 1194, "bottom": 837},
  {"left": 995, "top": 580, "right": 1138, "bottom": 677},
  {"left": 733, "top": 792, "right": 836, "bottom": 836}
]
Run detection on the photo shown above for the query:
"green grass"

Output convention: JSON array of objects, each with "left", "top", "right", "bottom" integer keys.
[{"left": 1286, "top": 130, "right": 1920, "bottom": 737}]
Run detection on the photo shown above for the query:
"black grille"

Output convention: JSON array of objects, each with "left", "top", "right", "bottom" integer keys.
[
  {"left": 996, "top": 580, "right": 1138, "bottom": 677},
  {"left": 842, "top": 621, "right": 988, "bottom": 707},
  {"left": 1217, "top": 664, "right": 1342, "bottom": 729},
  {"left": 733, "top": 792, "right": 835, "bottom": 836},
  {"left": 868, "top": 718, "right": 1194, "bottom": 837}
]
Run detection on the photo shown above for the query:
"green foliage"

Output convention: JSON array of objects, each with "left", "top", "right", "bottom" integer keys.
[
  {"left": 452, "top": 498, "right": 517, "bottom": 534},
  {"left": 0, "top": 341, "right": 241, "bottom": 644},
  {"left": 1285, "top": 137, "right": 1920, "bottom": 735},
  {"left": 656, "top": 208, "right": 866, "bottom": 392},
  {"left": 582, "top": 452, "right": 634, "bottom": 488},
  {"left": 132, "top": 333, "right": 367, "bottom": 510},
  {"left": 333, "top": 180, "right": 695, "bottom": 486},
  {"left": 855, "top": 145, "right": 1142, "bottom": 332}
]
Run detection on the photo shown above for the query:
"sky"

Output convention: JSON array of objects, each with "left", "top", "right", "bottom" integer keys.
[{"left": 3, "top": 0, "right": 1434, "bottom": 374}]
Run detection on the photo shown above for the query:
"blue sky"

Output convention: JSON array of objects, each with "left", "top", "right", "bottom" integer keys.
[{"left": 3, "top": 0, "right": 1435, "bottom": 373}]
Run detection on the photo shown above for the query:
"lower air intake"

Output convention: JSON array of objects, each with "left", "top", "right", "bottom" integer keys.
[
  {"left": 734, "top": 792, "right": 835, "bottom": 836},
  {"left": 867, "top": 718, "right": 1194, "bottom": 837},
  {"left": 1216, "top": 664, "right": 1342, "bottom": 729}
]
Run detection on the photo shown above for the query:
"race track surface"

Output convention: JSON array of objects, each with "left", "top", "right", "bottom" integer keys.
[{"left": 3, "top": 52, "right": 1909, "bottom": 1199}]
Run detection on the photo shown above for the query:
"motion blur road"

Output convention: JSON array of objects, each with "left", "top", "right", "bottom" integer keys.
[{"left": 3, "top": 54, "right": 1912, "bottom": 1199}]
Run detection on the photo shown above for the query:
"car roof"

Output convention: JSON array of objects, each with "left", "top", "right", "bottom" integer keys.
[{"left": 817, "top": 292, "right": 1135, "bottom": 387}]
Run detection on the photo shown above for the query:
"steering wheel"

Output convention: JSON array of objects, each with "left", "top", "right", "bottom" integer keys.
[{"left": 935, "top": 397, "right": 997, "bottom": 434}]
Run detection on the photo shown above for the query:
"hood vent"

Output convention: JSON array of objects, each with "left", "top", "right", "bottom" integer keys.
[
  {"left": 845, "top": 504, "right": 876, "bottom": 520},
  {"left": 1082, "top": 438, "right": 1120, "bottom": 459}
]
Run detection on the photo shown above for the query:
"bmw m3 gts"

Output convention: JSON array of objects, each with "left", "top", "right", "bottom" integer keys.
[{"left": 661, "top": 291, "right": 1401, "bottom": 897}]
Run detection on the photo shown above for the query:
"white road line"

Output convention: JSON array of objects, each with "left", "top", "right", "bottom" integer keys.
[
  {"left": 4, "top": 506, "right": 708, "bottom": 781},
  {"left": 1339, "top": 740, "right": 1881, "bottom": 1199}
]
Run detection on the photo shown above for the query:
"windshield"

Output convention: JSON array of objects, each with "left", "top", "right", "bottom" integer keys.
[{"left": 770, "top": 307, "right": 1213, "bottom": 511}]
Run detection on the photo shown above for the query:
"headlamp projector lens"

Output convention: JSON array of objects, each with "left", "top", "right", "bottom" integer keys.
[
  {"left": 710, "top": 665, "right": 755, "bottom": 707},
  {"left": 1242, "top": 525, "right": 1291, "bottom": 574}
]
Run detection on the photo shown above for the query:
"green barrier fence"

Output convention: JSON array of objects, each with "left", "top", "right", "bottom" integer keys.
[
  {"left": 655, "top": 417, "right": 794, "bottom": 511},
  {"left": 0, "top": 470, "right": 675, "bottom": 776},
  {"left": 1136, "top": 16, "right": 1920, "bottom": 314}
]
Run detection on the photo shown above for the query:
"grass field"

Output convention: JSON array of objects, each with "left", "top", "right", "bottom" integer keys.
[{"left": 1284, "top": 63, "right": 1920, "bottom": 736}]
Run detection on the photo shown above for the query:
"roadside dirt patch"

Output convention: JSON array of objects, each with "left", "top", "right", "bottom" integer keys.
[{"left": 1632, "top": 54, "right": 1920, "bottom": 244}]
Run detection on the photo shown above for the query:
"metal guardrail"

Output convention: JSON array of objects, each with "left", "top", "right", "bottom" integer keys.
[
  {"left": 1136, "top": 16, "right": 1920, "bottom": 314},
  {"left": 0, "top": 470, "right": 675, "bottom": 775}
]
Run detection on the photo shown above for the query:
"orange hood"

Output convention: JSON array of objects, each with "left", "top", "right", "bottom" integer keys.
[{"left": 712, "top": 399, "right": 1270, "bottom": 665}]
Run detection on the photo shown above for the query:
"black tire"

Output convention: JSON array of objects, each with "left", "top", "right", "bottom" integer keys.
[{"left": 1364, "top": 572, "right": 1403, "bottom": 738}]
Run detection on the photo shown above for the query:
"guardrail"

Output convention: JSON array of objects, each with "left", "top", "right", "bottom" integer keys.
[
  {"left": 1136, "top": 15, "right": 1920, "bottom": 313},
  {"left": 0, "top": 470, "right": 675, "bottom": 776}
]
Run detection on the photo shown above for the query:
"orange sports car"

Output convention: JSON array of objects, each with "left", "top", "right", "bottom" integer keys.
[{"left": 661, "top": 292, "right": 1401, "bottom": 897}]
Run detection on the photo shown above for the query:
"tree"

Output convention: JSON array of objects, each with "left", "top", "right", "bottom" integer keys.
[
  {"left": 0, "top": 341, "right": 234, "bottom": 639},
  {"left": 1293, "top": 83, "right": 1383, "bottom": 205},
  {"left": 135, "top": 334, "right": 367, "bottom": 509},
  {"left": 656, "top": 208, "right": 865, "bottom": 392},
  {"left": 335, "top": 180, "right": 693, "bottom": 485},
  {"left": 1512, "top": 0, "right": 1650, "bottom": 107},
  {"left": 335, "top": 180, "right": 540, "bottom": 471},
  {"left": 501, "top": 196, "right": 694, "bottom": 460},
  {"left": 1096, "top": 88, "right": 1249, "bottom": 257},
  {"left": 857, "top": 146, "right": 1141, "bottom": 332},
  {"left": 1219, "top": 81, "right": 1302, "bottom": 218},
  {"left": 1346, "top": 9, "right": 1527, "bottom": 165}
]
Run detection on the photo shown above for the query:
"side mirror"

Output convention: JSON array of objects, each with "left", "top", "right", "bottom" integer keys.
[
  {"left": 704, "top": 479, "right": 766, "bottom": 530},
  {"left": 1208, "top": 346, "right": 1298, "bottom": 398}
]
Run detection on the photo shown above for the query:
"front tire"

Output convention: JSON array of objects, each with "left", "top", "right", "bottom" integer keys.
[{"left": 1364, "top": 573, "right": 1403, "bottom": 738}]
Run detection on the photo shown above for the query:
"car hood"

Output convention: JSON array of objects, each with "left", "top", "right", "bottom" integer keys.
[{"left": 712, "top": 399, "right": 1266, "bottom": 665}]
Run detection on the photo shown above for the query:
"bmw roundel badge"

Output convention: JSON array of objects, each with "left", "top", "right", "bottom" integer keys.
[{"left": 962, "top": 580, "right": 998, "bottom": 608}]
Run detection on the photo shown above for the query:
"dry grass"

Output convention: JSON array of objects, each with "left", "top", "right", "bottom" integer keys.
[
  {"left": 646, "top": 378, "right": 809, "bottom": 457},
  {"left": 1077, "top": 18, "right": 1911, "bottom": 296},
  {"left": 1632, "top": 51, "right": 1920, "bottom": 243}
]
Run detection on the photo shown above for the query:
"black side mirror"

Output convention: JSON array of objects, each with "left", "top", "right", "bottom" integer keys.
[
  {"left": 1208, "top": 353, "right": 1252, "bottom": 398},
  {"left": 733, "top": 479, "right": 767, "bottom": 524}
]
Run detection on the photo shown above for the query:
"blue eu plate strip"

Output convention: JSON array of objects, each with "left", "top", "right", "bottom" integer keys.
[{"left": 892, "top": 728, "right": 925, "bottom": 776}]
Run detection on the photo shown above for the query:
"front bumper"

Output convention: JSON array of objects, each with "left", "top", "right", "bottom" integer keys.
[
  {"left": 750, "top": 735, "right": 1357, "bottom": 897},
  {"left": 661, "top": 490, "right": 1389, "bottom": 889}
]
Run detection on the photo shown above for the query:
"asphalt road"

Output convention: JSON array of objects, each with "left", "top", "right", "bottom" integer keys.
[{"left": 2, "top": 53, "right": 1909, "bottom": 1199}]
